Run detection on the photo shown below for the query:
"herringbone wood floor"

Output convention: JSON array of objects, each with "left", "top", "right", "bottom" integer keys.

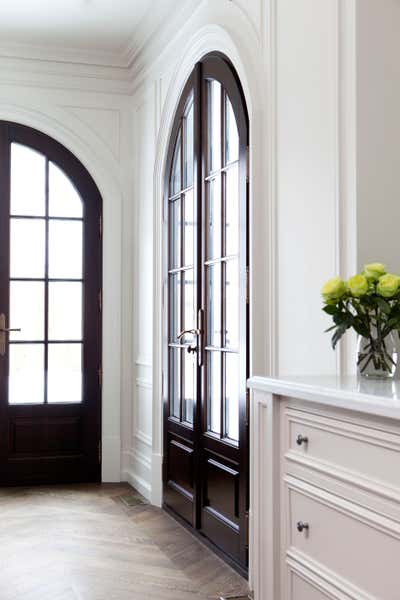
[{"left": 0, "top": 483, "right": 249, "bottom": 600}]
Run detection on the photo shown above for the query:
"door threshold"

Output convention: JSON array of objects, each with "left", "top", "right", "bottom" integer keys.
[{"left": 163, "top": 503, "right": 249, "bottom": 580}]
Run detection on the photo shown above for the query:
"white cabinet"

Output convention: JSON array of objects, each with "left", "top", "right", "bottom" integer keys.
[{"left": 248, "top": 376, "right": 400, "bottom": 600}]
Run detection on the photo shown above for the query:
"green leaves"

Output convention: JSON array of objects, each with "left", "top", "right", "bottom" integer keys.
[
  {"left": 375, "top": 297, "right": 391, "bottom": 314},
  {"left": 323, "top": 305, "right": 339, "bottom": 316},
  {"left": 331, "top": 324, "right": 348, "bottom": 350}
]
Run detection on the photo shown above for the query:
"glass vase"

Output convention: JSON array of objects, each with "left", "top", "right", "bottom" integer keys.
[{"left": 357, "top": 330, "right": 398, "bottom": 379}]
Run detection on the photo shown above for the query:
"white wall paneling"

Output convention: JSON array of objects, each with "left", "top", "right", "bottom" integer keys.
[{"left": 0, "top": 69, "right": 133, "bottom": 482}]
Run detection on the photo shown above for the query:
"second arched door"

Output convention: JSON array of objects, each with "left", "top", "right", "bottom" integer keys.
[{"left": 163, "top": 54, "right": 249, "bottom": 571}]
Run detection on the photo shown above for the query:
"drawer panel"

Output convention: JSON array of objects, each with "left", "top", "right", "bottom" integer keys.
[
  {"left": 286, "top": 477, "right": 400, "bottom": 600},
  {"left": 290, "top": 571, "right": 335, "bottom": 600},
  {"left": 285, "top": 407, "right": 400, "bottom": 493}
]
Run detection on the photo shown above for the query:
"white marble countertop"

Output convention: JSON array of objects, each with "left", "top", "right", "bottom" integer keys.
[{"left": 247, "top": 375, "right": 400, "bottom": 421}]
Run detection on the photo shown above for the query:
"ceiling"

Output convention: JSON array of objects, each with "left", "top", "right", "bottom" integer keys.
[{"left": 0, "top": 0, "right": 186, "bottom": 64}]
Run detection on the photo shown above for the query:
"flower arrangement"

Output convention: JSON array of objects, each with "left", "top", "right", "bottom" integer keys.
[{"left": 321, "top": 263, "right": 400, "bottom": 377}]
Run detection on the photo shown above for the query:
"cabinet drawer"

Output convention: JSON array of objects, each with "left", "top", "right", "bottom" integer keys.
[
  {"left": 284, "top": 406, "right": 400, "bottom": 495},
  {"left": 285, "top": 477, "right": 400, "bottom": 600}
]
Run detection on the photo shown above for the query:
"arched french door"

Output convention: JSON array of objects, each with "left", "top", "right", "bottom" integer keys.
[
  {"left": 0, "top": 123, "right": 102, "bottom": 485},
  {"left": 163, "top": 54, "right": 249, "bottom": 571}
]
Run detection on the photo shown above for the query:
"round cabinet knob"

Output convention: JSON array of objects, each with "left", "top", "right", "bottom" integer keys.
[
  {"left": 297, "top": 521, "right": 309, "bottom": 533},
  {"left": 296, "top": 434, "right": 308, "bottom": 446}
]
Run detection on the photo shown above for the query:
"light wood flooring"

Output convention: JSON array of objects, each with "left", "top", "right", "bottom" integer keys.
[{"left": 0, "top": 483, "right": 249, "bottom": 600}]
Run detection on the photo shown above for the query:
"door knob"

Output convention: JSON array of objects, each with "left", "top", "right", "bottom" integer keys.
[
  {"left": 297, "top": 521, "right": 309, "bottom": 533},
  {"left": 296, "top": 434, "right": 308, "bottom": 446}
]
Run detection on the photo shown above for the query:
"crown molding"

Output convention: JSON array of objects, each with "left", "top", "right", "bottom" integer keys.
[
  {"left": 0, "top": 1, "right": 200, "bottom": 94},
  {"left": 0, "top": 0, "right": 200, "bottom": 72},
  {"left": 0, "top": 40, "right": 125, "bottom": 68},
  {"left": 0, "top": 54, "right": 132, "bottom": 95}
]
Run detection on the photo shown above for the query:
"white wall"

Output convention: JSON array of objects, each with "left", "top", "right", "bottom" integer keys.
[
  {"left": 0, "top": 60, "right": 133, "bottom": 482},
  {"left": 276, "top": 0, "right": 341, "bottom": 375},
  {"left": 356, "top": 0, "right": 400, "bottom": 274}
]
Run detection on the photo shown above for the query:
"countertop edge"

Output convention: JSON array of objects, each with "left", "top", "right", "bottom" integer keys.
[{"left": 247, "top": 376, "right": 400, "bottom": 421}]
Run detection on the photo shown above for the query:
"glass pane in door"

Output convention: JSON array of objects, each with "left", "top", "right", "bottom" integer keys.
[
  {"left": 225, "top": 96, "right": 239, "bottom": 164},
  {"left": 206, "top": 177, "right": 222, "bottom": 260},
  {"left": 48, "top": 282, "right": 83, "bottom": 340},
  {"left": 225, "top": 164, "right": 239, "bottom": 256},
  {"left": 183, "top": 98, "right": 194, "bottom": 189},
  {"left": 49, "top": 220, "right": 83, "bottom": 279},
  {"left": 183, "top": 352, "right": 195, "bottom": 424},
  {"left": 208, "top": 80, "right": 222, "bottom": 173},
  {"left": 49, "top": 162, "right": 83, "bottom": 218},
  {"left": 9, "top": 345, "right": 44, "bottom": 405},
  {"left": 225, "top": 259, "right": 239, "bottom": 350},
  {"left": 206, "top": 264, "right": 221, "bottom": 348},
  {"left": 169, "top": 348, "right": 181, "bottom": 419},
  {"left": 169, "top": 197, "right": 181, "bottom": 269},
  {"left": 10, "top": 219, "right": 45, "bottom": 278},
  {"left": 10, "top": 144, "right": 45, "bottom": 216},
  {"left": 207, "top": 352, "right": 221, "bottom": 434},
  {"left": 9, "top": 281, "right": 45, "bottom": 341},
  {"left": 48, "top": 344, "right": 82, "bottom": 403},
  {"left": 224, "top": 352, "right": 239, "bottom": 441},
  {"left": 170, "top": 131, "right": 181, "bottom": 196}
]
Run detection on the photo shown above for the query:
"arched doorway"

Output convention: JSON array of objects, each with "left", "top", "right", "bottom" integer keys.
[
  {"left": 0, "top": 122, "right": 102, "bottom": 485},
  {"left": 163, "top": 54, "right": 249, "bottom": 571}
]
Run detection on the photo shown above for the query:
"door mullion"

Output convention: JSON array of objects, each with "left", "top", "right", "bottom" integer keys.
[
  {"left": 180, "top": 117, "right": 186, "bottom": 424},
  {"left": 0, "top": 125, "right": 10, "bottom": 447},
  {"left": 44, "top": 159, "right": 49, "bottom": 404}
]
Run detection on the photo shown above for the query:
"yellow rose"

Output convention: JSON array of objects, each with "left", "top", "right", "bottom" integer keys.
[
  {"left": 321, "top": 277, "right": 346, "bottom": 302},
  {"left": 348, "top": 274, "right": 369, "bottom": 297},
  {"left": 376, "top": 273, "right": 400, "bottom": 298},
  {"left": 364, "top": 262, "right": 386, "bottom": 281}
]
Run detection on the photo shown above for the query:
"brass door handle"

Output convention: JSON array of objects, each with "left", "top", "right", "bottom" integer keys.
[{"left": 0, "top": 313, "right": 21, "bottom": 357}]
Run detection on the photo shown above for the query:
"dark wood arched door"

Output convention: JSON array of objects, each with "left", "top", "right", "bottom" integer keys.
[
  {"left": 0, "top": 123, "right": 102, "bottom": 485},
  {"left": 163, "top": 55, "right": 249, "bottom": 572}
]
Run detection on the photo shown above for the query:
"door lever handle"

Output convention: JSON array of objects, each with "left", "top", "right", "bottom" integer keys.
[
  {"left": 0, "top": 313, "right": 21, "bottom": 357},
  {"left": 177, "top": 328, "right": 200, "bottom": 341}
]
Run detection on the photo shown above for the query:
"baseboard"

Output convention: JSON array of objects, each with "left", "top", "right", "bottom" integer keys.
[
  {"left": 122, "top": 466, "right": 152, "bottom": 500},
  {"left": 121, "top": 447, "right": 152, "bottom": 501}
]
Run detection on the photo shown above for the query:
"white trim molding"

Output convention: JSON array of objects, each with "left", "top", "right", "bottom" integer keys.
[{"left": 0, "top": 101, "right": 124, "bottom": 484}]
